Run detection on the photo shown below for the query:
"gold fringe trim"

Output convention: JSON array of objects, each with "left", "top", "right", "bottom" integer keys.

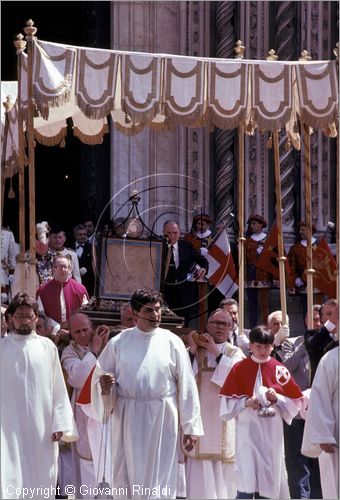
[
  {"left": 75, "top": 95, "right": 115, "bottom": 120},
  {"left": 113, "top": 120, "right": 145, "bottom": 136},
  {"left": 253, "top": 108, "right": 291, "bottom": 133},
  {"left": 33, "top": 90, "right": 72, "bottom": 120},
  {"left": 208, "top": 109, "right": 246, "bottom": 131},
  {"left": 162, "top": 103, "right": 205, "bottom": 127},
  {"left": 122, "top": 101, "right": 159, "bottom": 125},
  {"left": 299, "top": 109, "right": 339, "bottom": 137},
  {"left": 34, "top": 127, "right": 67, "bottom": 147},
  {"left": 73, "top": 123, "right": 109, "bottom": 145}
]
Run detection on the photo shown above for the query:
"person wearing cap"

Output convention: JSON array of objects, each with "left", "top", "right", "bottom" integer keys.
[
  {"left": 245, "top": 214, "right": 273, "bottom": 327},
  {"left": 185, "top": 213, "right": 214, "bottom": 256},
  {"left": 36, "top": 224, "right": 82, "bottom": 285},
  {"left": 288, "top": 222, "right": 323, "bottom": 321}
]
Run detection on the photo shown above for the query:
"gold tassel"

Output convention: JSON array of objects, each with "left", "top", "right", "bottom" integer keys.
[
  {"left": 246, "top": 120, "right": 254, "bottom": 135},
  {"left": 125, "top": 113, "right": 132, "bottom": 124},
  {"left": 284, "top": 138, "right": 291, "bottom": 152},
  {"left": 266, "top": 134, "right": 273, "bottom": 149},
  {"left": 8, "top": 178, "right": 15, "bottom": 199},
  {"left": 293, "top": 121, "right": 299, "bottom": 133}
]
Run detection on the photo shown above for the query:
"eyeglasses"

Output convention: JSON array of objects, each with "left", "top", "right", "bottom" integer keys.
[
  {"left": 12, "top": 314, "right": 36, "bottom": 320},
  {"left": 208, "top": 320, "right": 231, "bottom": 327}
]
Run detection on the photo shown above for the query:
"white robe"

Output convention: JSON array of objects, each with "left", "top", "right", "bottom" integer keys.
[
  {"left": 220, "top": 361, "right": 301, "bottom": 499},
  {"left": 301, "top": 346, "right": 339, "bottom": 499},
  {"left": 91, "top": 326, "right": 203, "bottom": 499},
  {"left": 186, "top": 343, "right": 244, "bottom": 499},
  {"left": 1, "top": 332, "right": 78, "bottom": 499},
  {"left": 61, "top": 343, "right": 98, "bottom": 497}
]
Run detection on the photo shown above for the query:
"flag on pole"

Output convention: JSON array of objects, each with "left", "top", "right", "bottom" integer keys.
[
  {"left": 255, "top": 221, "right": 295, "bottom": 288},
  {"left": 206, "top": 229, "right": 238, "bottom": 297},
  {"left": 313, "top": 237, "right": 337, "bottom": 298}
]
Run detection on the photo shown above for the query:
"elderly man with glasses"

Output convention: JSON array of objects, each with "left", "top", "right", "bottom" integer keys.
[{"left": 185, "top": 309, "right": 245, "bottom": 499}]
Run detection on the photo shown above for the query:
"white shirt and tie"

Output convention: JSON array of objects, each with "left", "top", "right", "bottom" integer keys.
[{"left": 76, "top": 243, "right": 85, "bottom": 258}]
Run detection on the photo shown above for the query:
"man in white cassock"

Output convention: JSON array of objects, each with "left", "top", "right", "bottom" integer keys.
[
  {"left": 301, "top": 345, "right": 339, "bottom": 499},
  {"left": 91, "top": 288, "right": 203, "bottom": 499},
  {"left": 0, "top": 292, "right": 78, "bottom": 499},
  {"left": 185, "top": 309, "right": 245, "bottom": 499},
  {"left": 61, "top": 312, "right": 110, "bottom": 498}
]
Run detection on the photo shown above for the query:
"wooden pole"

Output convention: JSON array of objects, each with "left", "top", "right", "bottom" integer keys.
[
  {"left": 235, "top": 40, "right": 245, "bottom": 335},
  {"left": 273, "top": 131, "right": 287, "bottom": 324},
  {"left": 13, "top": 34, "right": 27, "bottom": 263},
  {"left": 302, "top": 123, "right": 314, "bottom": 329},
  {"left": 23, "top": 20, "right": 37, "bottom": 296},
  {"left": 238, "top": 123, "right": 245, "bottom": 335}
]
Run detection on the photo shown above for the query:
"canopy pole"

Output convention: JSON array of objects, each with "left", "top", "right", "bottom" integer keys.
[
  {"left": 235, "top": 40, "right": 246, "bottom": 335},
  {"left": 237, "top": 123, "right": 245, "bottom": 335},
  {"left": 14, "top": 34, "right": 27, "bottom": 263},
  {"left": 23, "top": 20, "right": 37, "bottom": 296},
  {"left": 273, "top": 130, "right": 287, "bottom": 325},
  {"left": 302, "top": 122, "right": 314, "bottom": 329}
]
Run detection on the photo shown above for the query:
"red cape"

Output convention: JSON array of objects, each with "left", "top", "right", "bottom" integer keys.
[{"left": 220, "top": 357, "right": 303, "bottom": 399}]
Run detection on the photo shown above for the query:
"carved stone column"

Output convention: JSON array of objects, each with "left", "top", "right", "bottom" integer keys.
[
  {"left": 79, "top": 2, "right": 111, "bottom": 224},
  {"left": 299, "top": 1, "right": 337, "bottom": 233},
  {"left": 275, "top": 2, "right": 298, "bottom": 242},
  {"left": 238, "top": 1, "right": 270, "bottom": 225},
  {"left": 214, "top": 2, "right": 237, "bottom": 227},
  {"left": 110, "top": 1, "right": 210, "bottom": 234}
]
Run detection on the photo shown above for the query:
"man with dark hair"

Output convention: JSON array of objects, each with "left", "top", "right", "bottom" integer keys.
[
  {"left": 220, "top": 298, "right": 250, "bottom": 354},
  {"left": 73, "top": 224, "right": 95, "bottom": 296},
  {"left": 162, "top": 220, "right": 208, "bottom": 326},
  {"left": 305, "top": 298, "right": 338, "bottom": 382},
  {"left": 37, "top": 224, "right": 81, "bottom": 285},
  {"left": 84, "top": 219, "right": 96, "bottom": 245},
  {"left": 91, "top": 287, "right": 203, "bottom": 499},
  {"left": 1, "top": 292, "right": 77, "bottom": 498},
  {"left": 220, "top": 325, "right": 303, "bottom": 499}
]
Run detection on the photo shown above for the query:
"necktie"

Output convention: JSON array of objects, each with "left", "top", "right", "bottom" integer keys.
[{"left": 165, "top": 245, "right": 176, "bottom": 281}]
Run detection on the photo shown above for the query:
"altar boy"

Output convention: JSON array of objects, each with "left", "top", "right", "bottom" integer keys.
[{"left": 220, "top": 326, "right": 303, "bottom": 499}]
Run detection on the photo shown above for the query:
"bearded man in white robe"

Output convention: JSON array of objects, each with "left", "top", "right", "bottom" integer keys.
[
  {"left": 185, "top": 309, "right": 245, "bottom": 499},
  {"left": 1, "top": 292, "right": 78, "bottom": 499},
  {"left": 301, "top": 345, "right": 339, "bottom": 499},
  {"left": 91, "top": 288, "right": 203, "bottom": 499}
]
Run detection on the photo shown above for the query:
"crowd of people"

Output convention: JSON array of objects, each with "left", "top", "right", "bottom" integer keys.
[{"left": 0, "top": 215, "right": 338, "bottom": 499}]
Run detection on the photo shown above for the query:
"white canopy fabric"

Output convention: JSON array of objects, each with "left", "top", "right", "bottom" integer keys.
[{"left": 1, "top": 37, "right": 339, "bottom": 178}]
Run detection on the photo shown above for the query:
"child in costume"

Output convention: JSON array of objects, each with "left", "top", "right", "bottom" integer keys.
[{"left": 220, "top": 325, "right": 303, "bottom": 499}]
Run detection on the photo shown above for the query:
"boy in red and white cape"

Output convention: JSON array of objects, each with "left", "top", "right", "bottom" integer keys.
[{"left": 219, "top": 325, "right": 303, "bottom": 499}]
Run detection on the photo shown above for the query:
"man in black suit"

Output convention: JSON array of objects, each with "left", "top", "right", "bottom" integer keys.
[
  {"left": 162, "top": 220, "right": 208, "bottom": 326},
  {"left": 73, "top": 224, "right": 95, "bottom": 296},
  {"left": 304, "top": 299, "right": 338, "bottom": 382}
]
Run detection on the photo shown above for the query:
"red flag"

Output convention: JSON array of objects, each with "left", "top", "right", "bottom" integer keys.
[
  {"left": 206, "top": 230, "right": 238, "bottom": 297},
  {"left": 255, "top": 221, "right": 295, "bottom": 288},
  {"left": 313, "top": 238, "right": 337, "bottom": 298}
]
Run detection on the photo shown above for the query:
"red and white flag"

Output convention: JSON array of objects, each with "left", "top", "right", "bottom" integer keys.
[{"left": 206, "top": 230, "right": 238, "bottom": 297}]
